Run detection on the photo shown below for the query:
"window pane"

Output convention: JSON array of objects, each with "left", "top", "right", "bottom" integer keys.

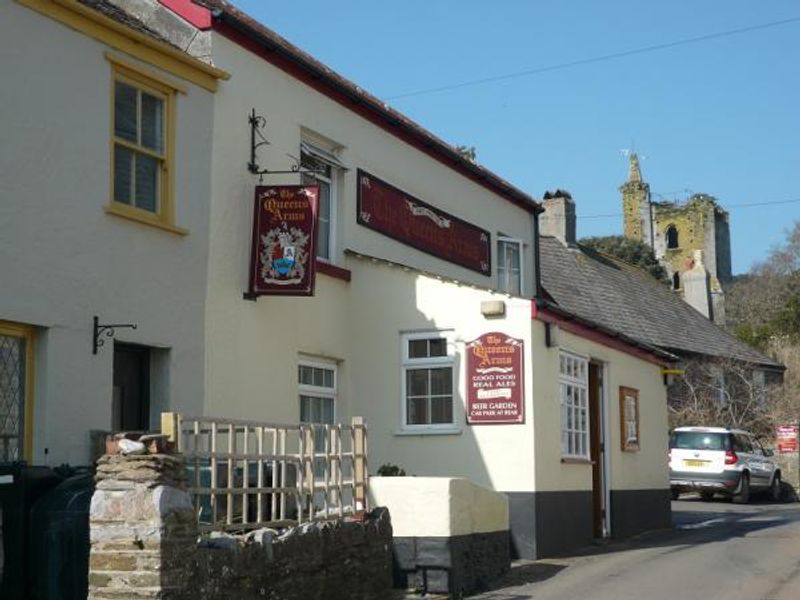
[
  {"left": 134, "top": 153, "right": 159, "bottom": 212},
  {"left": 321, "top": 398, "right": 334, "bottom": 424},
  {"left": 407, "top": 397, "right": 428, "bottom": 425},
  {"left": 408, "top": 339, "right": 428, "bottom": 359},
  {"left": 431, "top": 396, "right": 453, "bottom": 424},
  {"left": 114, "top": 81, "right": 137, "bottom": 143},
  {"left": 299, "top": 365, "right": 313, "bottom": 385},
  {"left": 300, "top": 396, "right": 311, "bottom": 422},
  {"left": 428, "top": 338, "right": 446, "bottom": 357},
  {"left": 430, "top": 368, "right": 452, "bottom": 395},
  {"left": 406, "top": 369, "right": 428, "bottom": 397},
  {"left": 323, "top": 368, "right": 334, "bottom": 389},
  {"left": 114, "top": 145, "right": 133, "bottom": 205},
  {"left": 140, "top": 92, "right": 164, "bottom": 153},
  {"left": 317, "top": 180, "right": 331, "bottom": 259}
]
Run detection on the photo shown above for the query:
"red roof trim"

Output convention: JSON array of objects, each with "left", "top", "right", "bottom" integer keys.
[
  {"left": 158, "top": 0, "right": 212, "bottom": 29},
  {"left": 210, "top": 12, "right": 540, "bottom": 215},
  {"left": 533, "top": 303, "right": 672, "bottom": 367}
]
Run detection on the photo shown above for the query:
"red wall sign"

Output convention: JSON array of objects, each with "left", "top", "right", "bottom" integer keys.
[
  {"left": 248, "top": 185, "right": 319, "bottom": 296},
  {"left": 357, "top": 170, "right": 491, "bottom": 275},
  {"left": 466, "top": 332, "right": 525, "bottom": 424},
  {"left": 776, "top": 425, "right": 799, "bottom": 454}
]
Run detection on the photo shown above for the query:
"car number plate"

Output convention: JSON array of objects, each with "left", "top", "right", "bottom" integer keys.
[{"left": 683, "top": 459, "right": 708, "bottom": 468}]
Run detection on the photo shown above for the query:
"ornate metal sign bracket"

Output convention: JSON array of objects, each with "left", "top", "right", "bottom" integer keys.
[
  {"left": 248, "top": 108, "right": 326, "bottom": 182},
  {"left": 93, "top": 315, "right": 137, "bottom": 354}
]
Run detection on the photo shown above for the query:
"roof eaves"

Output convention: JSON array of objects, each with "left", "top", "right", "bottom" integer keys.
[{"left": 205, "top": 1, "right": 542, "bottom": 214}]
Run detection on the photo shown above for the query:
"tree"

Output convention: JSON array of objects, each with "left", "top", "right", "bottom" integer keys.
[
  {"left": 455, "top": 145, "right": 477, "bottom": 163},
  {"left": 727, "top": 221, "right": 800, "bottom": 350},
  {"left": 579, "top": 235, "right": 669, "bottom": 283}
]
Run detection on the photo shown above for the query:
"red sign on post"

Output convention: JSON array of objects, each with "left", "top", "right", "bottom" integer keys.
[
  {"left": 357, "top": 169, "right": 491, "bottom": 275},
  {"left": 776, "top": 425, "right": 799, "bottom": 453},
  {"left": 466, "top": 332, "right": 525, "bottom": 424},
  {"left": 248, "top": 185, "right": 319, "bottom": 297}
]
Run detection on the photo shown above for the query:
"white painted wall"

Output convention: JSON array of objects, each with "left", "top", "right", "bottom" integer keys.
[
  {"left": 369, "top": 477, "right": 509, "bottom": 537},
  {"left": 0, "top": 1, "right": 213, "bottom": 464}
]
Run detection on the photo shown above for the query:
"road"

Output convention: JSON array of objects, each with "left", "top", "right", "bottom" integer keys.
[{"left": 474, "top": 496, "right": 800, "bottom": 600}]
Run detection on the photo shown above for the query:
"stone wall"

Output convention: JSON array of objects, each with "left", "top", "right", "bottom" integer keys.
[
  {"left": 89, "top": 453, "right": 393, "bottom": 599},
  {"left": 775, "top": 452, "right": 800, "bottom": 498}
]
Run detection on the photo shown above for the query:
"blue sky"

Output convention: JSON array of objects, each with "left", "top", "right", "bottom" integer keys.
[{"left": 231, "top": 0, "right": 799, "bottom": 274}]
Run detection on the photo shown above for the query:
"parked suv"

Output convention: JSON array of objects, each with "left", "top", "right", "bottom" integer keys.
[{"left": 669, "top": 427, "right": 781, "bottom": 503}]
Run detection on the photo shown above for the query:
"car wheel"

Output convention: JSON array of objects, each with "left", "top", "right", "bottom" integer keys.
[
  {"left": 733, "top": 473, "right": 750, "bottom": 504},
  {"left": 769, "top": 474, "right": 782, "bottom": 502},
  {"left": 700, "top": 491, "right": 715, "bottom": 502}
]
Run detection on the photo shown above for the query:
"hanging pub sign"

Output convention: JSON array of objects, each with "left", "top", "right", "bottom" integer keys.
[
  {"left": 776, "top": 425, "right": 799, "bottom": 454},
  {"left": 357, "top": 169, "right": 491, "bottom": 275},
  {"left": 466, "top": 332, "right": 525, "bottom": 424},
  {"left": 248, "top": 185, "right": 319, "bottom": 296}
]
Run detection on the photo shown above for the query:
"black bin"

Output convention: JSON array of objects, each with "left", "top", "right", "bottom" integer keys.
[{"left": 0, "top": 463, "right": 62, "bottom": 600}]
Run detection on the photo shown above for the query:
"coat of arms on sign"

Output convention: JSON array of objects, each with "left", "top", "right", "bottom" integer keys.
[{"left": 260, "top": 224, "right": 309, "bottom": 285}]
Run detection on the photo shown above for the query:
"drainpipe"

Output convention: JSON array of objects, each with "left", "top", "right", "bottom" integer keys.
[{"left": 533, "top": 205, "right": 544, "bottom": 300}]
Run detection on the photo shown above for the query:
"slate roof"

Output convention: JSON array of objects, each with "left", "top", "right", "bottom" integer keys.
[{"left": 539, "top": 236, "right": 783, "bottom": 369}]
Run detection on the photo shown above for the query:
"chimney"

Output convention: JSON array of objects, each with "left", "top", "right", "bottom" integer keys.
[
  {"left": 682, "top": 250, "right": 712, "bottom": 319},
  {"left": 540, "top": 189, "right": 576, "bottom": 245}
]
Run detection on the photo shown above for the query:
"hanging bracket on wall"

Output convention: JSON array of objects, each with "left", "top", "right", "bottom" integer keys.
[
  {"left": 93, "top": 315, "right": 137, "bottom": 355},
  {"left": 247, "top": 108, "right": 326, "bottom": 181}
]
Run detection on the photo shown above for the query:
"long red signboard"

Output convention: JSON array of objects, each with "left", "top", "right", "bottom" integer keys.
[
  {"left": 776, "top": 425, "right": 799, "bottom": 454},
  {"left": 248, "top": 185, "right": 319, "bottom": 296},
  {"left": 466, "top": 332, "right": 525, "bottom": 424},
  {"left": 357, "top": 169, "right": 491, "bottom": 275}
]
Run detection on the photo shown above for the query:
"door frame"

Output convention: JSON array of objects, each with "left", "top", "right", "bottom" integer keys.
[{"left": 589, "top": 360, "right": 611, "bottom": 538}]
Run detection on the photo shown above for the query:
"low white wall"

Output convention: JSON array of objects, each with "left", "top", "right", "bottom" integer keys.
[{"left": 369, "top": 477, "right": 509, "bottom": 538}]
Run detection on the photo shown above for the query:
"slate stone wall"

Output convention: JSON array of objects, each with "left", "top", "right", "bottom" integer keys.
[{"left": 89, "top": 453, "right": 393, "bottom": 600}]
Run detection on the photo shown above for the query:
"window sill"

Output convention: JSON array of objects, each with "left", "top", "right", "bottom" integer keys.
[
  {"left": 394, "top": 428, "right": 462, "bottom": 437},
  {"left": 561, "top": 457, "right": 594, "bottom": 465},
  {"left": 316, "top": 259, "right": 351, "bottom": 282},
  {"left": 105, "top": 203, "right": 188, "bottom": 236}
]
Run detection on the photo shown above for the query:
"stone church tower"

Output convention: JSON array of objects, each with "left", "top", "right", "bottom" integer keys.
[{"left": 620, "top": 153, "right": 732, "bottom": 325}]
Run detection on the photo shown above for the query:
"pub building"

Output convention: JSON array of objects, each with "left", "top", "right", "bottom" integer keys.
[
  {"left": 0, "top": 0, "right": 674, "bottom": 560},
  {"left": 203, "top": 1, "right": 674, "bottom": 557}
]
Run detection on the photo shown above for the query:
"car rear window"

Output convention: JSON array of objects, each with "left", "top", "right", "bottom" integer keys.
[{"left": 670, "top": 431, "right": 731, "bottom": 450}]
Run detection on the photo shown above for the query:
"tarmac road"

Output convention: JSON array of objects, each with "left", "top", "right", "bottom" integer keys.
[{"left": 473, "top": 495, "right": 800, "bottom": 600}]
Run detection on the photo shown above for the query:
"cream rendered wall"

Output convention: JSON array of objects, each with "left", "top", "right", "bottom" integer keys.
[
  {"left": 347, "top": 259, "right": 535, "bottom": 492},
  {"left": 532, "top": 323, "right": 669, "bottom": 493},
  {"left": 0, "top": 1, "right": 213, "bottom": 464},
  {"left": 204, "top": 34, "right": 536, "bottom": 441}
]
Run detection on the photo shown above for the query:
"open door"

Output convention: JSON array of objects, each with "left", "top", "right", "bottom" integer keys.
[{"left": 589, "top": 362, "right": 607, "bottom": 538}]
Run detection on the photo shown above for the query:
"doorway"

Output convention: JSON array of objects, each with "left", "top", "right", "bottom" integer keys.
[
  {"left": 588, "top": 361, "right": 608, "bottom": 538},
  {"left": 112, "top": 344, "right": 150, "bottom": 432}
]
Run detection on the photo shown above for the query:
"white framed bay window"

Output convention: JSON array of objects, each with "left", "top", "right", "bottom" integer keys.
[
  {"left": 401, "top": 331, "right": 456, "bottom": 431},
  {"left": 497, "top": 236, "right": 523, "bottom": 295},
  {"left": 560, "top": 351, "right": 589, "bottom": 459}
]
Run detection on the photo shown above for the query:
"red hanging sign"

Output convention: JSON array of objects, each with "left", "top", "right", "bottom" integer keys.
[
  {"left": 776, "top": 425, "right": 798, "bottom": 454},
  {"left": 357, "top": 169, "right": 491, "bottom": 275},
  {"left": 248, "top": 185, "right": 319, "bottom": 296},
  {"left": 466, "top": 332, "right": 525, "bottom": 424}
]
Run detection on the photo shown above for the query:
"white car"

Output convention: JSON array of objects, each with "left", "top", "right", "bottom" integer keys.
[{"left": 669, "top": 426, "right": 781, "bottom": 503}]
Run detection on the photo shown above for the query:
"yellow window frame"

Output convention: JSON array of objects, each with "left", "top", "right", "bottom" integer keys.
[
  {"left": 0, "top": 320, "right": 35, "bottom": 462},
  {"left": 106, "top": 55, "right": 186, "bottom": 235}
]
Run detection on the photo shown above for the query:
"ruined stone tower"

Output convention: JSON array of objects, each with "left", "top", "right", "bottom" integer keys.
[{"left": 620, "top": 153, "right": 732, "bottom": 325}]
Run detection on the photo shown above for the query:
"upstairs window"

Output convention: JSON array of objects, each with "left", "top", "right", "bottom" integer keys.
[
  {"left": 666, "top": 225, "right": 679, "bottom": 249},
  {"left": 108, "top": 56, "right": 180, "bottom": 231},
  {"left": 401, "top": 332, "right": 455, "bottom": 430},
  {"left": 301, "top": 141, "right": 343, "bottom": 262},
  {"left": 672, "top": 272, "right": 681, "bottom": 290},
  {"left": 497, "top": 237, "right": 522, "bottom": 295}
]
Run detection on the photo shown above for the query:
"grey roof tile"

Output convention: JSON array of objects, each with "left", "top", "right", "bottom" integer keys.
[{"left": 539, "top": 236, "right": 783, "bottom": 369}]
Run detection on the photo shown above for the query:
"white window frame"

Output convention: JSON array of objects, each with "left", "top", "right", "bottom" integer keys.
[
  {"left": 400, "top": 331, "right": 457, "bottom": 432},
  {"left": 559, "top": 350, "right": 590, "bottom": 459},
  {"left": 298, "top": 359, "right": 337, "bottom": 424},
  {"left": 301, "top": 142, "right": 341, "bottom": 263},
  {"left": 497, "top": 236, "right": 524, "bottom": 296}
]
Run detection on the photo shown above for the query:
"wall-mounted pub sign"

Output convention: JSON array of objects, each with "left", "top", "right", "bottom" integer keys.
[
  {"left": 466, "top": 332, "right": 524, "bottom": 424},
  {"left": 248, "top": 185, "right": 319, "bottom": 296},
  {"left": 776, "top": 425, "right": 799, "bottom": 454},
  {"left": 357, "top": 170, "right": 491, "bottom": 275}
]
